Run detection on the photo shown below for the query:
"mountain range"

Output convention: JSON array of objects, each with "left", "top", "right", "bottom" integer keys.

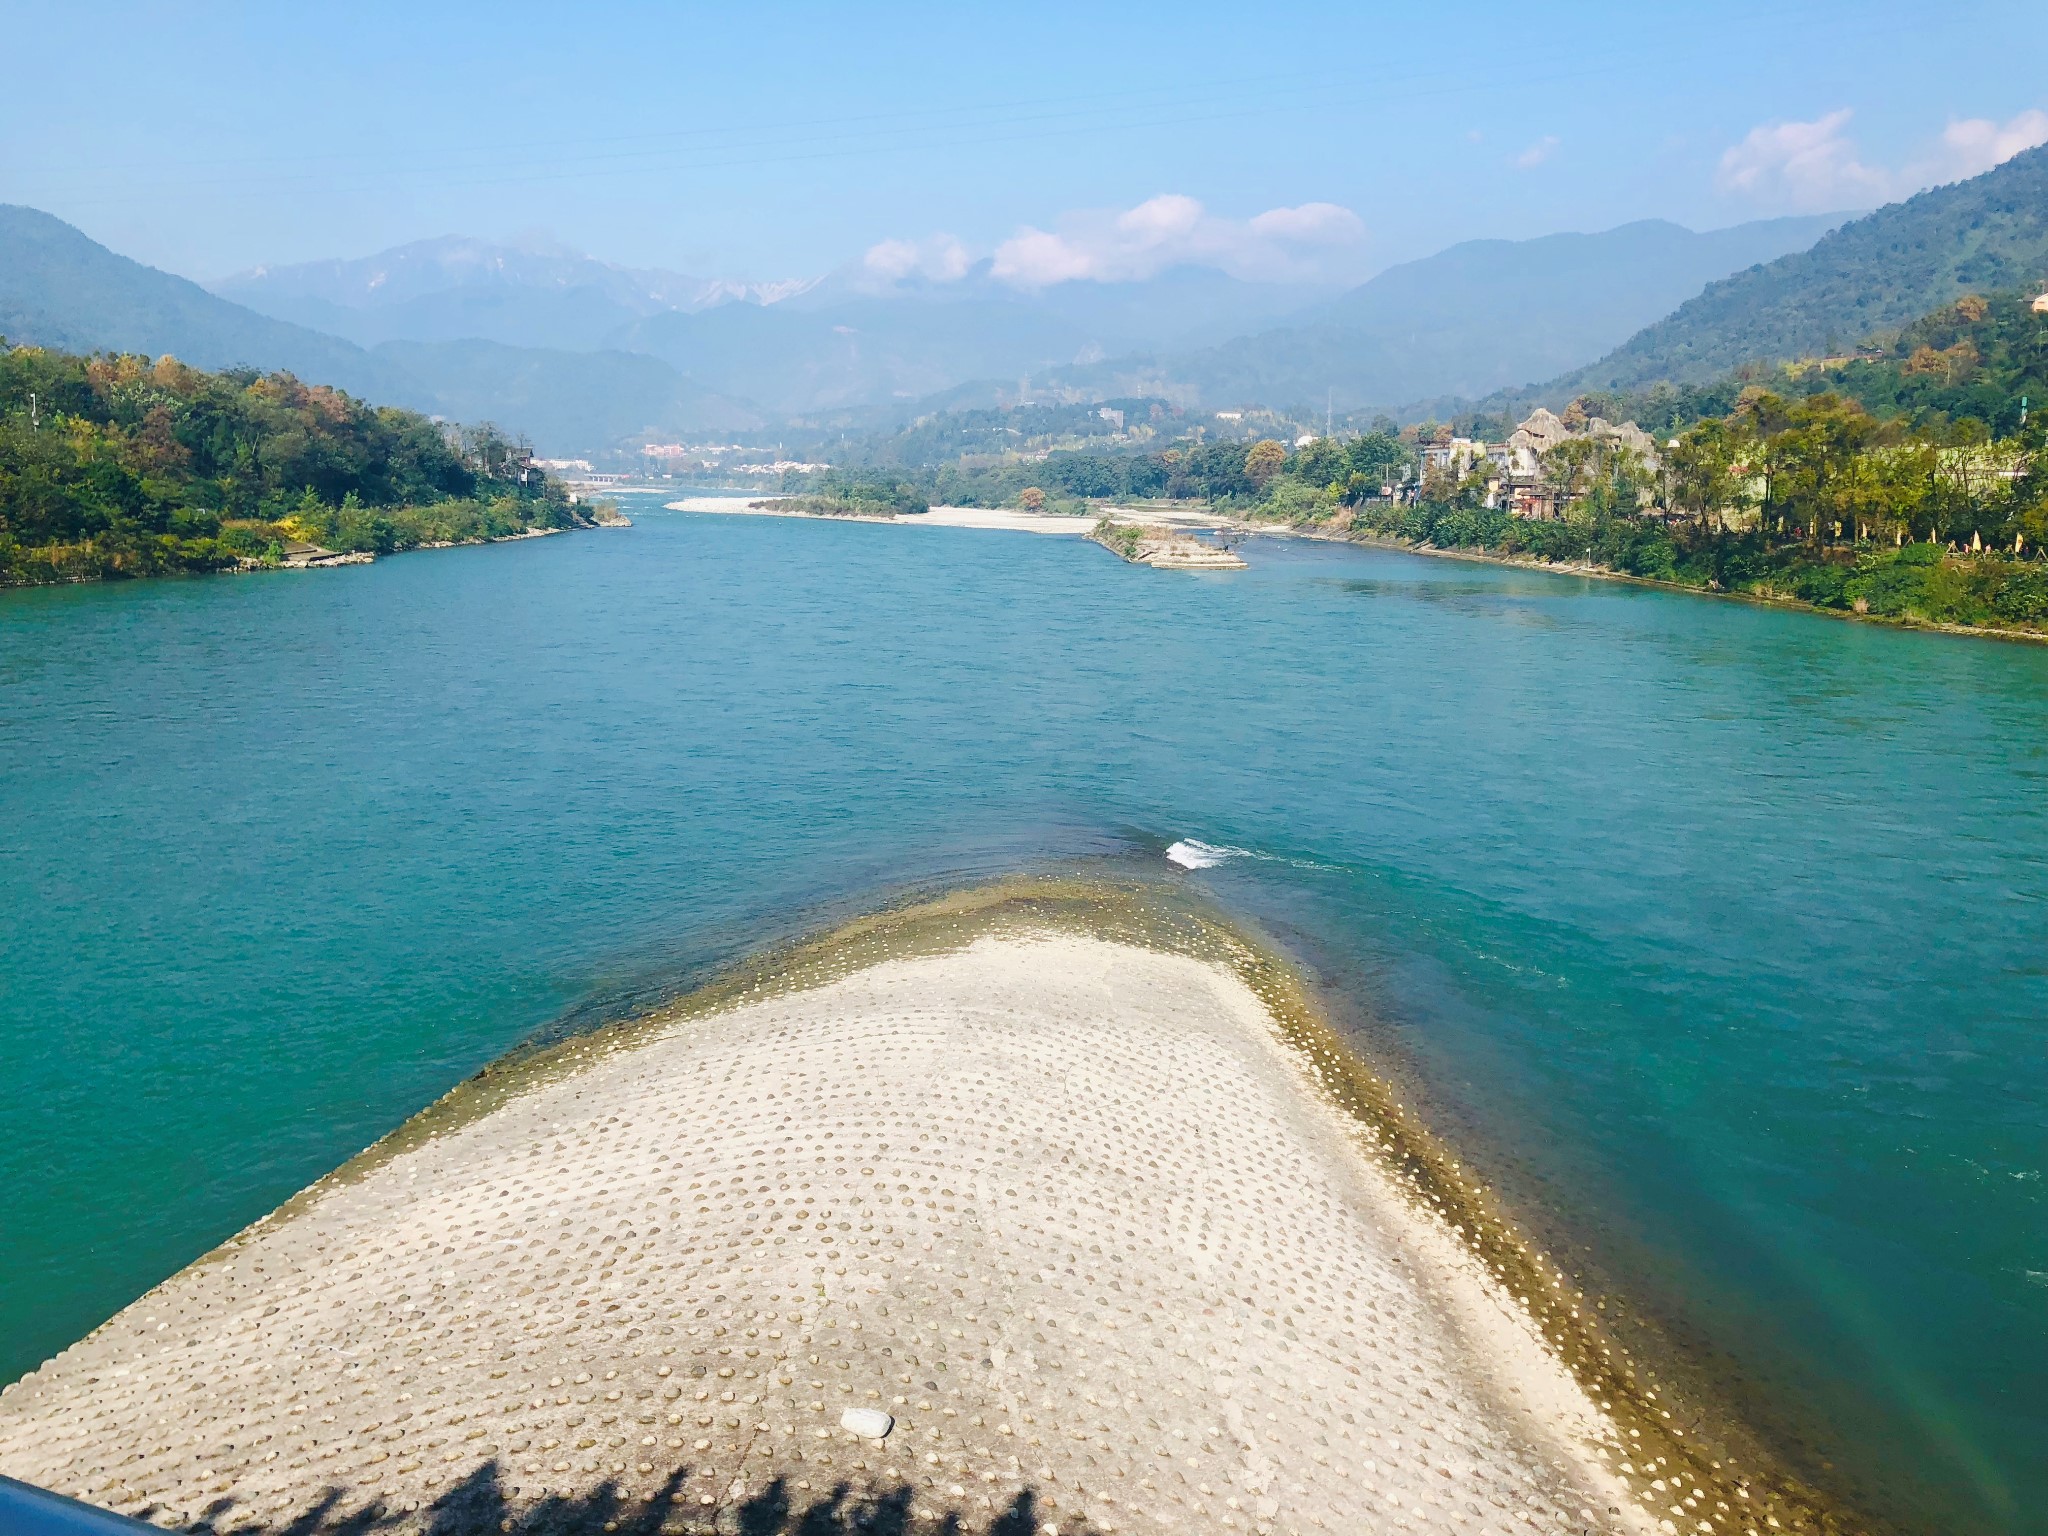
[
  {"left": 213, "top": 236, "right": 809, "bottom": 351},
  {"left": 8, "top": 143, "right": 2047, "bottom": 458},
  {"left": 1534, "top": 142, "right": 2048, "bottom": 401},
  {"left": 224, "top": 244, "right": 1336, "bottom": 416},
  {"left": 0, "top": 205, "right": 413, "bottom": 402},
  {"left": 1041, "top": 215, "right": 1847, "bottom": 411},
  {"left": 0, "top": 207, "right": 765, "bottom": 446},
  {"left": 205, "top": 218, "right": 1851, "bottom": 421}
]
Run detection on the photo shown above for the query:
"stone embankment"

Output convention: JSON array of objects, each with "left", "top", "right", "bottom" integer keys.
[
  {"left": 275, "top": 540, "right": 374, "bottom": 569},
  {"left": 1087, "top": 518, "right": 1246, "bottom": 570},
  {"left": 0, "top": 907, "right": 1656, "bottom": 1536}
]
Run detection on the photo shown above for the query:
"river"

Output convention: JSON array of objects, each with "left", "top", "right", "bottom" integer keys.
[{"left": 1, "top": 495, "right": 2042, "bottom": 1533}]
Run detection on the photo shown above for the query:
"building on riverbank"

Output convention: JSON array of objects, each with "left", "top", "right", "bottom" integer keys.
[{"left": 1409, "top": 408, "right": 1663, "bottom": 520}]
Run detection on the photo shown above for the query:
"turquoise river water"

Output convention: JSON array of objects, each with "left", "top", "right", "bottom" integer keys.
[{"left": 1, "top": 495, "right": 2042, "bottom": 1533}]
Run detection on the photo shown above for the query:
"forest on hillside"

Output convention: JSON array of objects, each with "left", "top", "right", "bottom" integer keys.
[
  {"left": 1545, "top": 142, "right": 2048, "bottom": 395},
  {"left": 0, "top": 344, "right": 585, "bottom": 585},
  {"left": 1241, "top": 290, "right": 2048, "bottom": 631},
  {"left": 1500, "top": 288, "right": 2048, "bottom": 442},
  {"left": 791, "top": 285, "right": 2048, "bottom": 634}
]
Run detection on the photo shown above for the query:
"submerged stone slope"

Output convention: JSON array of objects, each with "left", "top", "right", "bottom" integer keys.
[{"left": 0, "top": 933, "right": 1636, "bottom": 1536}]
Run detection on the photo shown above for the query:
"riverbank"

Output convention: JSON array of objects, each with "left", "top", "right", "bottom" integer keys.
[
  {"left": 1212, "top": 520, "right": 2048, "bottom": 647},
  {"left": 0, "top": 880, "right": 1831, "bottom": 1536},
  {"left": 1263, "top": 521, "right": 2048, "bottom": 646},
  {"left": 7, "top": 512, "right": 629, "bottom": 589}
]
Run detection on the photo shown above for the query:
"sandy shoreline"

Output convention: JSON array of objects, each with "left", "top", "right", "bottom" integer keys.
[
  {"left": 0, "top": 886, "right": 1801, "bottom": 1536},
  {"left": 664, "top": 498, "right": 1229, "bottom": 539}
]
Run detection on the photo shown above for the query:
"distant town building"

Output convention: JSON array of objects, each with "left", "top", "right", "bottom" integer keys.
[
  {"left": 1420, "top": 436, "right": 1489, "bottom": 476},
  {"left": 1409, "top": 406, "right": 1661, "bottom": 519}
]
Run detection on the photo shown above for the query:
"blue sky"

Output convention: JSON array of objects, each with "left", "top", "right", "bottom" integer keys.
[{"left": 5, "top": 0, "right": 2046, "bottom": 287}]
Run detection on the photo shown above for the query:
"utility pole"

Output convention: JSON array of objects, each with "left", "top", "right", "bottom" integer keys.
[{"left": 28, "top": 391, "right": 37, "bottom": 433}]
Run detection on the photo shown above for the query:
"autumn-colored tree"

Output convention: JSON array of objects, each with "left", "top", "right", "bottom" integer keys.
[
  {"left": 1244, "top": 439, "right": 1287, "bottom": 487},
  {"left": 1017, "top": 486, "right": 1046, "bottom": 512},
  {"left": 129, "top": 404, "right": 190, "bottom": 474}
]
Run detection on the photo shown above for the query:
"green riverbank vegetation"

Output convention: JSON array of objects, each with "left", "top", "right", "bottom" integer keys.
[
  {"left": 810, "top": 288, "right": 2048, "bottom": 636},
  {"left": 757, "top": 469, "right": 930, "bottom": 519},
  {"left": 1321, "top": 291, "right": 2048, "bottom": 633},
  {"left": 0, "top": 344, "right": 594, "bottom": 586}
]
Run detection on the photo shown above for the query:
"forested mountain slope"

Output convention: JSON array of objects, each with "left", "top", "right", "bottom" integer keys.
[
  {"left": 0, "top": 209, "right": 763, "bottom": 453},
  {"left": 0, "top": 206, "right": 410, "bottom": 401},
  {"left": 1549, "top": 144, "right": 2048, "bottom": 394},
  {"left": 1041, "top": 215, "right": 1843, "bottom": 410}
]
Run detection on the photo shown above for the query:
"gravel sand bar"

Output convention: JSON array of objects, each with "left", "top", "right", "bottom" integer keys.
[
  {"left": 664, "top": 498, "right": 1188, "bottom": 536},
  {"left": 0, "top": 897, "right": 1661, "bottom": 1536}
]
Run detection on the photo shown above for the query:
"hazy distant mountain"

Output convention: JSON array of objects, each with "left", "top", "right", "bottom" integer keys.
[
  {"left": 1043, "top": 215, "right": 1848, "bottom": 411},
  {"left": 610, "top": 292, "right": 1111, "bottom": 415},
  {"left": 214, "top": 235, "right": 810, "bottom": 351},
  {"left": 780, "top": 260, "right": 1332, "bottom": 353},
  {"left": 375, "top": 339, "right": 764, "bottom": 446},
  {"left": 216, "top": 237, "right": 1331, "bottom": 413},
  {"left": 1030, "top": 265, "right": 1335, "bottom": 351},
  {"left": 0, "top": 209, "right": 765, "bottom": 454},
  {"left": 30, "top": 187, "right": 1993, "bottom": 456},
  {"left": 0, "top": 204, "right": 409, "bottom": 399},
  {"left": 1539, "top": 144, "right": 2048, "bottom": 396}
]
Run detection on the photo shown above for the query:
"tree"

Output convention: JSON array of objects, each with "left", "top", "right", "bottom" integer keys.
[
  {"left": 1769, "top": 393, "right": 1880, "bottom": 545},
  {"left": 1668, "top": 418, "right": 1756, "bottom": 532},
  {"left": 1294, "top": 437, "right": 1345, "bottom": 487},
  {"left": 1017, "top": 486, "right": 1046, "bottom": 512},
  {"left": 1539, "top": 437, "right": 1601, "bottom": 503},
  {"left": 1245, "top": 439, "right": 1287, "bottom": 488},
  {"left": 0, "top": 342, "right": 574, "bottom": 587},
  {"left": 1344, "top": 432, "right": 1410, "bottom": 493}
]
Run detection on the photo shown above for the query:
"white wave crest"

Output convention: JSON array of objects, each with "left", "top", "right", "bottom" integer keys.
[{"left": 1165, "top": 839, "right": 1244, "bottom": 870}]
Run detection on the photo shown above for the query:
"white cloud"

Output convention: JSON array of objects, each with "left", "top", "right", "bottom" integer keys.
[
  {"left": 1918, "top": 109, "right": 2048, "bottom": 183},
  {"left": 1247, "top": 201, "right": 1364, "bottom": 244},
  {"left": 1512, "top": 135, "right": 1560, "bottom": 170},
  {"left": 987, "top": 193, "right": 1365, "bottom": 286},
  {"left": 1716, "top": 107, "right": 2047, "bottom": 210},
  {"left": 988, "top": 226, "right": 1101, "bottom": 286},
  {"left": 860, "top": 233, "right": 970, "bottom": 283},
  {"left": 1714, "top": 109, "right": 1888, "bottom": 206}
]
